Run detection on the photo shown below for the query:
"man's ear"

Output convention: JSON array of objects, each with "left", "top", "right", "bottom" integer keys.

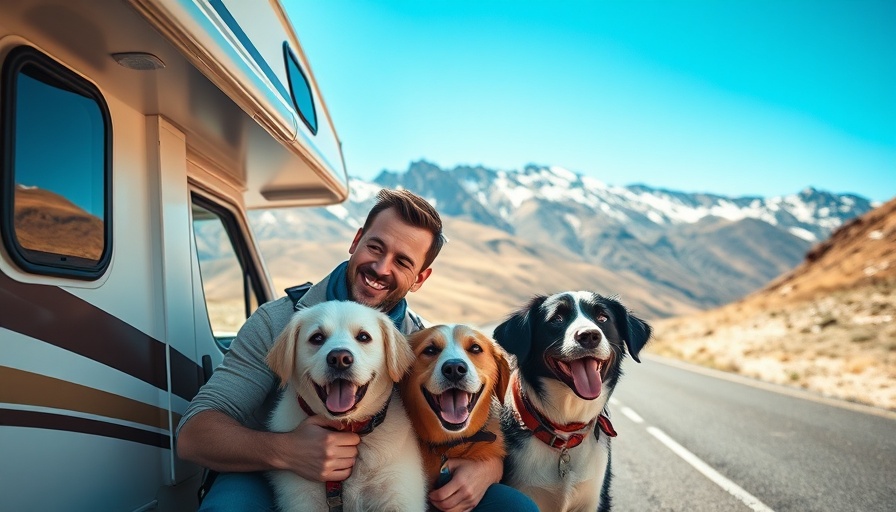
[
  {"left": 409, "top": 267, "right": 432, "bottom": 293},
  {"left": 348, "top": 228, "right": 364, "bottom": 254}
]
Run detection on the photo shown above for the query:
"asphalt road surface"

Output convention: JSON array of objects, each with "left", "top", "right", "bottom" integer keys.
[{"left": 606, "top": 355, "right": 896, "bottom": 512}]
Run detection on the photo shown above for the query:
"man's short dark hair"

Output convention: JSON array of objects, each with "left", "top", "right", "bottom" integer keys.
[{"left": 362, "top": 189, "right": 445, "bottom": 270}]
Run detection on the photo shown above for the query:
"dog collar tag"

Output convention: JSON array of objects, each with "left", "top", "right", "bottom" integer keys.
[
  {"left": 558, "top": 447, "right": 571, "bottom": 479},
  {"left": 434, "top": 458, "right": 453, "bottom": 490}
]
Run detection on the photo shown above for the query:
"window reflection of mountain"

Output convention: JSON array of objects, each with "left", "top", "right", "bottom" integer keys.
[{"left": 13, "top": 186, "right": 104, "bottom": 261}]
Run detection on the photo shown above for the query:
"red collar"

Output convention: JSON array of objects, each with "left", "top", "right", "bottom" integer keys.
[
  {"left": 511, "top": 372, "right": 616, "bottom": 450},
  {"left": 297, "top": 393, "right": 389, "bottom": 436},
  {"left": 298, "top": 391, "right": 392, "bottom": 512}
]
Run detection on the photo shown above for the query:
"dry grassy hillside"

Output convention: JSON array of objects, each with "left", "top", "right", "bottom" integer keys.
[
  {"left": 649, "top": 197, "right": 896, "bottom": 410},
  {"left": 257, "top": 218, "right": 698, "bottom": 325}
]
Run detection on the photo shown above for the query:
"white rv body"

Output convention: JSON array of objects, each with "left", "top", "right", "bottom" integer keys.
[{"left": 0, "top": 1, "right": 348, "bottom": 510}]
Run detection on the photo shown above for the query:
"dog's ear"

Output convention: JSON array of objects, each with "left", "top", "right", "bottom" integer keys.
[
  {"left": 605, "top": 297, "right": 652, "bottom": 363},
  {"left": 492, "top": 296, "right": 544, "bottom": 364},
  {"left": 381, "top": 316, "right": 415, "bottom": 382},
  {"left": 267, "top": 316, "right": 300, "bottom": 388},
  {"left": 491, "top": 341, "right": 512, "bottom": 405}
]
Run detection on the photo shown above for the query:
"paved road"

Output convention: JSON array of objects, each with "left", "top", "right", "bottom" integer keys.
[{"left": 607, "top": 355, "right": 896, "bottom": 512}]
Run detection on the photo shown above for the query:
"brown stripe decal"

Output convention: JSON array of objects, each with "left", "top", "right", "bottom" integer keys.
[
  {"left": 1, "top": 408, "right": 170, "bottom": 449},
  {"left": 171, "top": 346, "right": 204, "bottom": 402},
  {"left": 0, "top": 272, "right": 201, "bottom": 401},
  {"left": 0, "top": 366, "right": 179, "bottom": 430}
]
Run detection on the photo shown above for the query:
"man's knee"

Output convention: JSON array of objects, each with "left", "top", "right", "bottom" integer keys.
[
  {"left": 198, "top": 472, "right": 275, "bottom": 512},
  {"left": 475, "top": 483, "right": 539, "bottom": 512}
]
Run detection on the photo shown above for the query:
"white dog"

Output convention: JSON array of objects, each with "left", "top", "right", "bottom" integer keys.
[{"left": 266, "top": 300, "right": 426, "bottom": 512}]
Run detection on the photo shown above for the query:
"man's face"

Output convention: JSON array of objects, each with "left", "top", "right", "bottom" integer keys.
[{"left": 346, "top": 207, "right": 434, "bottom": 312}]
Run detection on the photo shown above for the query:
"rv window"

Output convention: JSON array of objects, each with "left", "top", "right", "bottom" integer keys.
[
  {"left": 283, "top": 42, "right": 318, "bottom": 134},
  {"left": 1, "top": 46, "right": 112, "bottom": 279},
  {"left": 191, "top": 196, "right": 263, "bottom": 350}
]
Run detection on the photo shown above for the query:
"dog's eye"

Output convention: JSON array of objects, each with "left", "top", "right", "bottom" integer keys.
[
  {"left": 550, "top": 313, "right": 564, "bottom": 324},
  {"left": 422, "top": 344, "right": 440, "bottom": 356},
  {"left": 356, "top": 331, "right": 372, "bottom": 343},
  {"left": 309, "top": 332, "right": 325, "bottom": 345},
  {"left": 596, "top": 314, "right": 608, "bottom": 323},
  {"left": 469, "top": 344, "right": 483, "bottom": 354}
]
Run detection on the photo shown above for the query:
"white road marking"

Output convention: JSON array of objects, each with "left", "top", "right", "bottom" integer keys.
[
  {"left": 647, "top": 426, "right": 776, "bottom": 512},
  {"left": 619, "top": 406, "right": 644, "bottom": 423}
]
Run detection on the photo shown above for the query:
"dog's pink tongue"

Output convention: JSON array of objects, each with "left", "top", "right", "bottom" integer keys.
[
  {"left": 326, "top": 380, "right": 358, "bottom": 413},
  {"left": 438, "top": 389, "right": 470, "bottom": 424},
  {"left": 569, "top": 357, "right": 602, "bottom": 399}
]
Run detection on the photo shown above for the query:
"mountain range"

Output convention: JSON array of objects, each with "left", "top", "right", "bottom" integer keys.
[{"left": 249, "top": 160, "right": 875, "bottom": 323}]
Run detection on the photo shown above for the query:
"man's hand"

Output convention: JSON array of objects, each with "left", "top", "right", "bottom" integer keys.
[
  {"left": 177, "top": 410, "right": 361, "bottom": 481},
  {"left": 428, "top": 457, "right": 503, "bottom": 512},
  {"left": 276, "top": 415, "right": 361, "bottom": 482}
]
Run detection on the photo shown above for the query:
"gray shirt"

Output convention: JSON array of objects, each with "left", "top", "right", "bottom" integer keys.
[{"left": 176, "top": 272, "right": 424, "bottom": 438}]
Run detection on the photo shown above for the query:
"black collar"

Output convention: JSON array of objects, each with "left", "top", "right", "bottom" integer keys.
[{"left": 425, "top": 427, "right": 498, "bottom": 451}]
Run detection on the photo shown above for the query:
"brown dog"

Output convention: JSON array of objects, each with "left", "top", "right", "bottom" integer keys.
[{"left": 399, "top": 324, "right": 511, "bottom": 490}]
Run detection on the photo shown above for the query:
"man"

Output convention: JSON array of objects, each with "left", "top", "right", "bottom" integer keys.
[{"left": 177, "top": 189, "right": 535, "bottom": 512}]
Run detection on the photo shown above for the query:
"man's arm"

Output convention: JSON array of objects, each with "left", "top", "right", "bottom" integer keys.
[
  {"left": 175, "top": 299, "right": 360, "bottom": 481},
  {"left": 177, "top": 409, "right": 360, "bottom": 481}
]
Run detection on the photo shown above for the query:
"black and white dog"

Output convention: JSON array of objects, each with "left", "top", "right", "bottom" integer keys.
[{"left": 493, "top": 291, "right": 651, "bottom": 512}]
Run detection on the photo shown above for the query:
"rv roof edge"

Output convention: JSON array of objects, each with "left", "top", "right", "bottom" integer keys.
[{"left": 128, "top": 0, "right": 350, "bottom": 209}]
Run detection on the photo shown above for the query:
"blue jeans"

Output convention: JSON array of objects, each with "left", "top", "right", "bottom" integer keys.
[
  {"left": 198, "top": 472, "right": 538, "bottom": 511},
  {"left": 198, "top": 472, "right": 274, "bottom": 511}
]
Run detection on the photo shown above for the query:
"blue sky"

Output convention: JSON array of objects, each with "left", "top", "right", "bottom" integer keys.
[{"left": 285, "top": 0, "right": 896, "bottom": 202}]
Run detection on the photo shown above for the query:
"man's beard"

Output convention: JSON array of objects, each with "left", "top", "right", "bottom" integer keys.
[{"left": 346, "top": 263, "right": 403, "bottom": 312}]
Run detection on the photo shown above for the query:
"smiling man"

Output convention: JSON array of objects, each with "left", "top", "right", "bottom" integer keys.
[
  {"left": 346, "top": 198, "right": 438, "bottom": 315},
  {"left": 176, "top": 189, "right": 535, "bottom": 512}
]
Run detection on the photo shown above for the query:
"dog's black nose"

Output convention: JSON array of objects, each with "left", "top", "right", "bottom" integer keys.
[
  {"left": 441, "top": 359, "right": 468, "bottom": 383},
  {"left": 575, "top": 329, "right": 602, "bottom": 349},
  {"left": 327, "top": 349, "right": 354, "bottom": 370}
]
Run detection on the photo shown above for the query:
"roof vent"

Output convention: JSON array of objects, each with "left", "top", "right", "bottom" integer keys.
[{"left": 111, "top": 52, "right": 165, "bottom": 70}]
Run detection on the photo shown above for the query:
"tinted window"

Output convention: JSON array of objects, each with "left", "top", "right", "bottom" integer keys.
[
  {"left": 191, "top": 195, "right": 263, "bottom": 351},
  {"left": 283, "top": 42, "right": 318, "bottom": 134},
  {"left": 1, "top": 46, "right": 111, "bottom": 278}
]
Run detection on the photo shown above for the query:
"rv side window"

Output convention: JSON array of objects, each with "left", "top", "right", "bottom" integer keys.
[
  {"left": 191, "top": 195, "right": 262, "bottom": 351},
  {"left": 283, "top": 42, "right": 318, "bottom": 134},
  {"left": 1, "top": 46, "right": 112, "bottom": 279}
]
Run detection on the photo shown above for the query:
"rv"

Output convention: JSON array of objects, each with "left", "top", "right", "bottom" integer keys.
[{"left": 0, "top": 0, "right": 348, "bottom": 509}]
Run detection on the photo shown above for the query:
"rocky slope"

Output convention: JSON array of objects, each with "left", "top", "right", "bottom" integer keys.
[{"left": 648, "top": 197, "right": 896, "bottom": 410}]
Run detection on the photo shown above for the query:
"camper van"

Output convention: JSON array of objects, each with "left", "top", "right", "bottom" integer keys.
[{"left": 0, "top": 0, "right": 347, "bottom": 509}]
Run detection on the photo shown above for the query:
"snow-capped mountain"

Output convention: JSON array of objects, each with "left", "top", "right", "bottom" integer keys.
[
  {"left": 248, "top": 160, "right": 875, "bottom": 316},
  {"left": 373, "top": 161, "right": 871, "bottom": 244}
]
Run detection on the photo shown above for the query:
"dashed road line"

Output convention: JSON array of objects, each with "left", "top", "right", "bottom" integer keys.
[
  {"left": 647, "top": 426, "right": 776, "bottom": 512},
  {"left": 613, "top": 400, "right": 776, "bottom": 512},
  {"left": 619, "top": 405, "right": 644, "bottom": 424}
]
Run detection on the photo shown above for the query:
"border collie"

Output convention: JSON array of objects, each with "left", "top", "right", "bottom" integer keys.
[{"left": 493, "top": 291, "right": 651, "bottom": 512}]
